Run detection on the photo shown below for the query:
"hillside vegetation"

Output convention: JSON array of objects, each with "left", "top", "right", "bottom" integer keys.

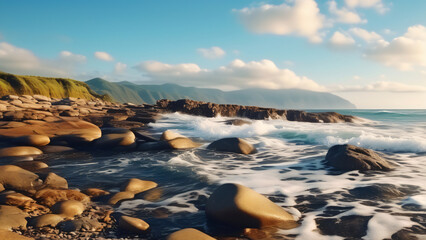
[
  {"left": 0, "top": 71, "right": 111, "bottom": 101},
  {"left": 87, "top": 78, "right": 356, "bottom": 109}
]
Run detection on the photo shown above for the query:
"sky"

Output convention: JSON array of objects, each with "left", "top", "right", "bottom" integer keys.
[{"left": 0, "top": 0, "right": 425, "bottom": 108}]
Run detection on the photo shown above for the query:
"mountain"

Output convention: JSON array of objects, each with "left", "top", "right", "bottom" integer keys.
[
  {"left": 0, "top": 71, "right": 111, "bottom": 101},
  {"left": 87, "top": 78, "right": 356, "bottom": 109}
]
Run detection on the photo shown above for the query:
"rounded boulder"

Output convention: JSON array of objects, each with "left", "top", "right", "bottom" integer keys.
[
  {"left": 205, "top": 183, "right": 297, "bottom": 229},
  {"left": 0, "top": 146, "right": 43, "bottom": 158},
  {"left": 207, "top": 138, "right": 256, "bottom": 154},
  {"left": 51, "top": 200, "right": 85, "bottom": 218},
  {"left": 118, "top": 215, "right": 150, "bottom": 233},
  {"left": 12, "top": 135, "right": 50, "bottom": 147},
  {"left": 120, "top": 178, "right": 158, "bottom": 194},
  {"left": 0, "top": 165, "right": 42, "bottom": 192},
  {"left": 167, "top": 228, "right": 215, "bottom": 240}
]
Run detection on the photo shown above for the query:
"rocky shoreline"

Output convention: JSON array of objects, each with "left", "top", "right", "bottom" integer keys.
[{"left": 0, "top": 94, "right": 421, "bottom": 240}]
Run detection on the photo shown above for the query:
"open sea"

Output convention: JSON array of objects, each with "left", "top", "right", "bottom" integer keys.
[{"left": 47, "top": 109, "right": 426, "bottom": 239}]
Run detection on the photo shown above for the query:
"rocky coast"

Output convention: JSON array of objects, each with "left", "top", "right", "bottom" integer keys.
[{"left": 0, "top": 94, "right": 423, "bottom": 240}]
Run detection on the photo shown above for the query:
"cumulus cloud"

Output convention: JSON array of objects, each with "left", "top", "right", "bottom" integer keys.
[
  {"left": 333, "top": 81, "right": 426, "bottom": 92},
  {"left": 329, "top": 31, "right": 356, "bottom": 47},
  {"left": 134, "top": 59, "right": 326, "bottom": 91},
  {"left": 114, "top": 62, "right": 127, "bottom": 74},
  {"left": 235, "top": 0, "right": 325, "bottom": 43},
  {"left": 0, "top": 41, "right": 86, "bottom": 76},
  {"left": 197, "top": 46, "right": 226, "bottom": 59},
  {"left": 328, "top": 0, "right": 366, "bottom": 24},
  {"left": 365, "top": 25, "right": 426, "bottom": 71},
  {"left": 344, "top": 0, "right": 387, "bottom": 13},
  {"left": 349, "top": 27, "right": 383, "bottom": 43},
  {"left": 94, "top": 51, "right": 114, "bottom": 61}
]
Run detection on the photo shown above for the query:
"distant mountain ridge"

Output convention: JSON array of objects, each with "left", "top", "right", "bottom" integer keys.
[{"left": 87, "top": 78, "right": 356, "bottom": 109}]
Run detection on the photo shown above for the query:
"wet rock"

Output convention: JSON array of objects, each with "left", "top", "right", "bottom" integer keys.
[
  {"left": 51, "top": 200, "right": 85, "bottom": 218},
  {"left": 94, "top": 128, "right": 136, "bottom": 149},
  {"left": 167, "top": 137, "right": 201, "bottom": 149},
  {"left": 315, "top": 215, "right": 372, "bottom": 238},
  {"left": 0, "top": 191, "right": 36, "bottom": 208},
  {"left": 12, "top": 135, "right": 50, "bottom": 147},
  {"left": 348, "top": 184, "right": 407, "bottom": 200},
  {"left": 120, "top": 178, "right": 158, "bottom": 194},
  {"left": 207, "top": 138, "right": 256, "bottom": 154},
  {"left": 167, "top": 228, "right": 215, "bottom": 240},
  {"left": 0, "top": 165, "right": 42, "bottom": 192},
  {"left": 82, "top": 188, "right": 110, "bottom": 198},
  {"left": 160, "top": 130, "right": 186, "bottom": 141},
  {"left": 225, "top": 119, "right": 251, "bottom": 126},
  {"left": 40, "top": 145, "right": 74, "bottom": 153},
  {"left": 325, "top": 144, "right": 393, "bottom": 171},
  {"left": 205, "top": 183, "right": 297, "bottom": 228},
  {"left": 0, "top": 146, "right": 43, "bottom": 158},
  {"left": 14, "top": 161, "right": 48, "bottom": 172},
  {"left": 108, "top": 191, "right": 134, "bottom": 205},
  {"left": 29, "top": 214, "right": 64, "bottom": 228},
  {"left": 0, "top": 230, "right": 33, "bottom": 240},
  {"left": 41, "top": 173, "right": 68, "bottom": 189},
  {"left": 34, "top": 189, "right": 90, "bottom": 207},
  {"left": 137, "top": 141, "right": 171, "bottom": 151},
  {"left": 0, "top": 205, "right": 28, "bottom": 230},
  {"left": 118, "top": 215, "right": 149, "bottom": 233}
]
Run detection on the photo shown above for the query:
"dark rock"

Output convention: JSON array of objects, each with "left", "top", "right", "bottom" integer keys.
[
  {"left": 207, "top": 137, "right": 256, "bottom": 154},
  {"left": 138, "top": 141, "right": 171, "bottom": 151},
  {"left": 157, "top": 99, "right": 356, "bottom": 123},
  {"left": 225, "top": 119, "right": 251, "bottom": 126},
  {"left": 325, "top": 144, "right": 393, "bottom": 171},
  {"left": 316, "top": 215, "right": 372, "bottom": 238},
  {"left": 348, "top": 184, "right": 407, "bottom": 200}
]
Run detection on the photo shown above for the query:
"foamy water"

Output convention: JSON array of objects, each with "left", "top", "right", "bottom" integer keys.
[{"left": 50, "top": 110, "right": 426, "bottom": 239}]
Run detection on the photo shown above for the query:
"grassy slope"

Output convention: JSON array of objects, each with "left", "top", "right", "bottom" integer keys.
[{"left": 0, "top": 71, "right": 111, "bottom": 101}]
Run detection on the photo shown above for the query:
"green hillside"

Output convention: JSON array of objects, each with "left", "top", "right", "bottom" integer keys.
[
  {"left": 0, "top": 71, "right": 111, "bottom": 101},
  {"left": 86, "top": 78, "right": 356, "bottom": 109}
]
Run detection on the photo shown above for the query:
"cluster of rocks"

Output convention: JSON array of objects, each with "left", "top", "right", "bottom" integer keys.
[
  {"left": 157, "top": 99, "right": 357, "bottom": 123},
  {"left": 0, "top": 94, "right": 406, "bottom": 239}
]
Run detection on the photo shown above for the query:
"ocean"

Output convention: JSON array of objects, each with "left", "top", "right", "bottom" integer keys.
[{"left": 48, "top": 109, "right": 426, "bottom": 239}]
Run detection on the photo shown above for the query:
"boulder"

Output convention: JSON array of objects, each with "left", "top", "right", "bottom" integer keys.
[
  {"left": 0, "top": 230, "right": 33, "bottom": 240},
  {"left": 41, "top": 173, "right": 68, "bottom": 189},
  {"left": 0, "top": 146, "right": 43, "bottom": 158},
  {"left": 225, "top": 119, "right": 251, "bottom": 126},
  {"left": 40, "top": 145, "right": 74, "bottom": 153},
  {"left": 34, "top": 189, "right": 90, "bottom": 207},
  {"left": 0, "top": 205, "right": 28, "bottom": 230},
  {"left": 161, "top": 130, "right": 186, "bottom": 141},
  {"left": 94, "top": 128, "right": 136, "bottom": 149},
  {"left": 120, "top": 178, "right": 158, "bottom": 194},
  {"left": 82, "top": 188, "right": 109, "bottom": 198},
  {"left": 12, "top": 134, "right": 50, "bottom": 147},
  {"left": 0, "top": 165, "right": 42, "bottom": 192},
  {"left": 108, "top": 191, "right": 134, "bottom": 205},
  {"left": 0, "top": 191, "right": 36, "bottom": 208},
  {"left": 51, "top": 200, "right": 85, "bottom": 218},
  {"left": 118, "top": 215, "right": 150, "bottom": 233},
  {"left": 14, "top": 161, "right": 48, "bottom": 172},
  {"left": 28, "top": 214, "right": 64, "bottom": 228},
  {"left": 205, "top": 183, "right": 297, "bottom": 229},
  {"left": 33, "top": 95, "right": 51, "bottom": 102},
  {"left": 325, "top": 144, "right": 393, "bottom": 171},
  {"left": 167, "top": 137, "right": 201, "bottom": 149},
  {"left": 207, "top": 138, "right": 256, "bottom": 154},
  {"left": 167, "top": 228, "right": 215, "bottom": 240}
]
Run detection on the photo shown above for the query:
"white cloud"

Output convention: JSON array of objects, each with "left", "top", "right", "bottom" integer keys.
[
  {"left": 235, "top": 0, "right": 326, "bottom": 43},
  {"left": 134, "top": 59, "right": 326, "bottom": 91},
  {"left": 94, "top": 51, "right": 114, "bottom": 61},
  {"left": 0, "top": 41, "right": 86, "bottom": 76},
  {"left": 333, "top": 81, "right": 426, "bottom": 92},
  {"left": 328, "top": 0, "right": 366, "bottom": 24},
  {"left": 344, "top": 0, "right": 387, "bottom": 13},
  {"left": 349, "top": 27, "right": 383, "bottom": 43},
  {"left": 365, "top": 25, "right": 426, "bottom": 71},
  {"left": 197, "top": 46, "right": 226, "bottom": 59},
  {"left": 114, "top": 62, "right": 127, "bottom": 74},
  {"left": 329, "top": 31, "right": 356, "bottom": 47}
]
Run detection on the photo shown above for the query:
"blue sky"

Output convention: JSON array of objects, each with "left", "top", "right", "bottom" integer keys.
[{"left": 0, "top": 0, "right": 425, "bottom": 108}]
